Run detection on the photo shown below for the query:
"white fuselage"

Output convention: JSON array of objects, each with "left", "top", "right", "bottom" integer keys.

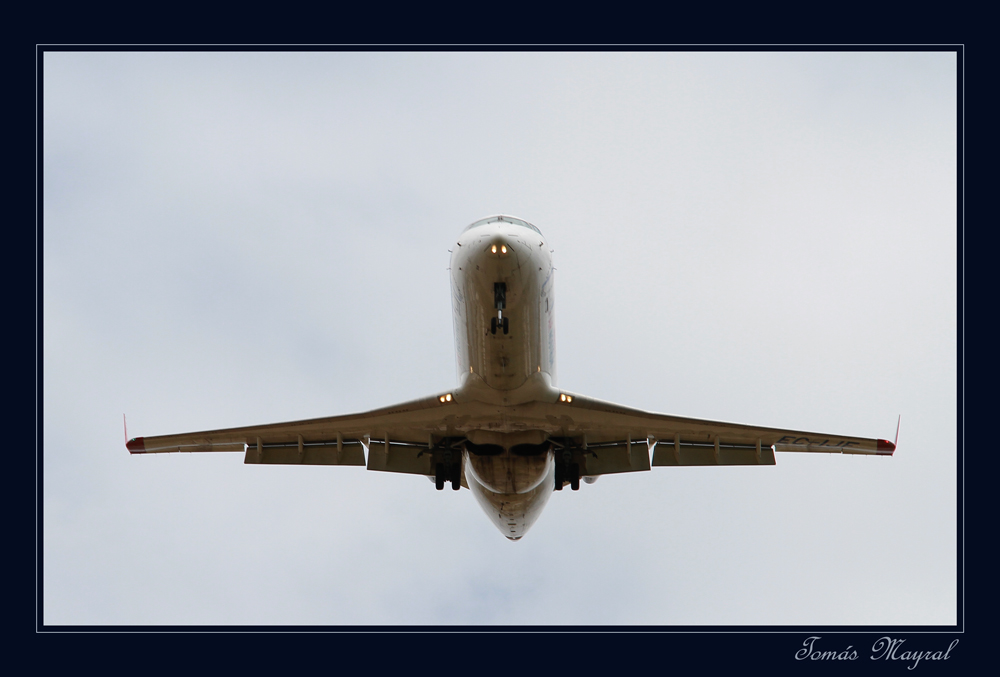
[{"left": 449, "top": 216, "right": 558, "bottom": 540}]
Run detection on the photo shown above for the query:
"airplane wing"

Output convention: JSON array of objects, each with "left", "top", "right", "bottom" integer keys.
[
  {"left": 540, "top": 392, "right": 896, "bottom": 476},
  {"left": 127, "top": 389, "right": 895, "bottom": 481},
  {"left": 126, "top": 392, "right": 476, "bottom": 481}
]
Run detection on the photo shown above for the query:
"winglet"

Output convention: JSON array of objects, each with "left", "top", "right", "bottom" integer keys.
[{"left": 875, "top": 416, "right": 900, "bottom": 456}]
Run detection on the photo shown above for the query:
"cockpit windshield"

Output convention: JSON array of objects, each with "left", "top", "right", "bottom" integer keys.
[{"left": 463, "top": 215, "right": 543, "bottom": 236}]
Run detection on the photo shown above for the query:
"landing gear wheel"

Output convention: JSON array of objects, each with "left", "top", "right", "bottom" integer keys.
[
  {"left": 502, "top": 317, "right": 509, "bottom": 334},
  {"left": 554, "top": 463, "right": 564, "bottom": 490},
  {"left": 435, "top": 463, "right": 445, "bottom": 491},
  {"left": 491, "top": 317, "right": 497, "bottom": 335},
  {"left": 570, "top": 463, "right": 580, "bottom": 491},
  {"left": 450, "top": 463, "right": 461, "bottom": 490}
]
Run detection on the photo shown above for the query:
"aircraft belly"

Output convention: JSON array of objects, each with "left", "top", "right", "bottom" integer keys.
[
  {"left": 464, "top": 450, "right": 555, "bottom": 540},
  {"left": 451, "top": 228, "right": 549, "bottom": 393}
]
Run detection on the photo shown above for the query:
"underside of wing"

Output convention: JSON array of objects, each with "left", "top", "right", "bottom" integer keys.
[
  {"left": 514, "top": 392, "right": 896, "bottom": 472},
  {"left": 127, "top": 392, "right": 473, "bottom": 480},
  {"left": 127, "top": 388, "right": 894, "bottom": 481}
]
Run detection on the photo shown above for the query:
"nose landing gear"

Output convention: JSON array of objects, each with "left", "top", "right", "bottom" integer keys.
[{"left": 491, "top": 283, "right": 509, "bottom": 335}]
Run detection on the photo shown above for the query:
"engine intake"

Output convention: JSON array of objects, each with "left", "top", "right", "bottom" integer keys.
[
  {"left": 511, "top": 442, "right": 552, "bottom": 456},
  {"left": 465, "top": 441, "right": 504, "bottom": 456}
]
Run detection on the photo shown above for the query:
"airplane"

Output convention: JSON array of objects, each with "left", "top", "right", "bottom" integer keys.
[{"left": 127, "top": 214, "right": 897, "bottom": 540}]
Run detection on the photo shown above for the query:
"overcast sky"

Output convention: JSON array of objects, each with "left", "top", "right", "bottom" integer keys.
[{"left": 43, "top": 50, "right": 957, "bottom": 626}]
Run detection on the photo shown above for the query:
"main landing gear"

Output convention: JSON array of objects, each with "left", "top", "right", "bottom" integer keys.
[
  {"left": 554, "top": 449, "right": 580, "bottom": 491},
  {"left": 435, "top": 450, "right": 461, "bottom": 490},
  {"left": 491, "top": 282, "right": 509, "bottom": 335}
]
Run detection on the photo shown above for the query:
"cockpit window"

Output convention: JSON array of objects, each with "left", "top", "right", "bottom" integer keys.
[{"left": 463, "top": 215, "right": 543, "bottom": 236}]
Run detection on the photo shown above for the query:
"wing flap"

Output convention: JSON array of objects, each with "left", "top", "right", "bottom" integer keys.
[
  {"left": 243, "top": 441, "right": 366, "bottom": 466},
  {"left": 366, "top": 439, "right": 435, "bottom": 476},
  {"left": 580, "top": 440, "right": 651, "bottom": 476},
  {"left": 652, "top": 441, "right": 777, "bottom": 466}
]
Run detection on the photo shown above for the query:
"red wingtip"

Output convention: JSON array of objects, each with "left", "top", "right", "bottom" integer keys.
[
  {"left": 876, "top": 438, "right": 895, "bottom": 455},
  {"left": 126, "top": 437, "right": 145, "bottom": 454}
]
